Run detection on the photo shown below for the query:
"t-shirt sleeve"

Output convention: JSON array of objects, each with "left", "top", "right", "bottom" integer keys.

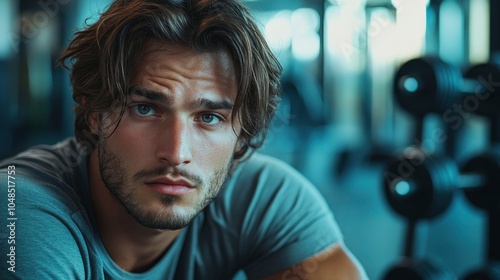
[
  {"left": 235, "top": 155, "right": 342, "bottom": 279},
  {"left": 0, "top": 170, "right": 93, "bottom": 279}
]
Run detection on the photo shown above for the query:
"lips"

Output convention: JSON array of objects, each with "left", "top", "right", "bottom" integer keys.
[{"left": 144, "top": 177, "right": 195, "bottom": 196}]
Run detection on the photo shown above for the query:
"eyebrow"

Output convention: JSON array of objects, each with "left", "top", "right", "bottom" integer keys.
[
  {"left": 130, "top": 86, "right": 170, "bottom": 103},
  {"left": 129, "top": 86, "right": 234, "bottom": 110},
  {"left": 192, "top": 99, "right": 234, "bottom": 110}
]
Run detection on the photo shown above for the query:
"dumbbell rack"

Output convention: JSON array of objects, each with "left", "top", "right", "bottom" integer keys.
[
  {"left": 461, "top": 151, "right": 500, "bottom": 279},
  {"left": 461, "top": 60, "right": 500, "bottom": 278},
  {"left": 383, "top": 56, "right": 500, "bottom": 279},
  {"left": 383, "top": 148, "right": 457, "bottom": 280}
]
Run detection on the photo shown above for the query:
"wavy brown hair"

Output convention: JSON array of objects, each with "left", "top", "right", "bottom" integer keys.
[{"left": 59, "top": 0, "right": 282, "bottom": 159}]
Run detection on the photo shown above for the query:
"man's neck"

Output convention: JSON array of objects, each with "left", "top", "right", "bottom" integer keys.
[{"left": 87, "top": 151, "right": 182, "bottom": 272}]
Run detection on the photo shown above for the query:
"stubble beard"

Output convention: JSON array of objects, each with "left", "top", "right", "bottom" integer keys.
[{"left": 97, "top": 139, "right": 232, "bottom": 230}]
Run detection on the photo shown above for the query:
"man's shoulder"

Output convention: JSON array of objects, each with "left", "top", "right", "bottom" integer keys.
[
  {"left": 0, "top": 137, "right": 90, "bottom": 214},
  {"left": 1, "top": 137, "right": 88, "bottom": 174},
  {"left": 202, "top": 153, "right": 342, "bottom": 279},
  {"left": 216, "top": 152, "right": 323, "bottom": 214},
  {"left": 1, "top": 137, "right": 88, "bottom": 181},
  {"left": 235, "top": 152, "right": 307, "bottom": 182},
  {"left": 225, "top": 153, "right": 315, "bottom": 196},
  {"left": 0, "top": 138, "right": 98, "bottom": 279}
]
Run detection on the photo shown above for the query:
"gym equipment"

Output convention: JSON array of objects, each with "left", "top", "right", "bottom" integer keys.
[
  {"left": 382, "top": 147, "right": 495, "bottom": 221},
  {"left": 393, "top": 56, "right": 500, "bottom": 166},
  {"left": 394, "top": 57, "right": 500, "bottom": 116},
  {"left": 464, "top": 63, "right": 500, "bottom": 117},
  {"left": 382, "top": 147, "right": 457, "bottom": 280},
  {"left": 387, "top": 28, "right": 500, "bottom": 280},
  {"left": 460, "top": 151, "right": 500, "bottom": 280},
  {"left": 463, "top": 262, "right": 500, "bottom": 280},
  {"left": 395, "top": 57, "right": 462, "bottom": 116},
  {"left": 382, "top": 146, "right": 500, "bottom": 280},
  {"left": 460, "top": 151, "right": 500, "bottom": 213},
  {"left": 384, "top": 258, "right": 453, "bottom": 280}
]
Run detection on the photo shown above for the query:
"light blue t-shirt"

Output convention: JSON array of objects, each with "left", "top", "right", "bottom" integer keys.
[{"left": 0, "top": 138, "right": 341, "bottom": 279}]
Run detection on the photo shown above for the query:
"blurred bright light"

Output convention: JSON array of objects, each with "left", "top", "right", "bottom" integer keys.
[
  {"left": 469, "top": 0, "right": 489, "bottom": 64},
  {"left": 264, "top": 8, "right": 321, "bottom": 61},
  {"left": 292, "top": 33, "right": 320, "bottom": 61},
  {"left": 291, "top": 8, "right": 319, "bottom": 35},
  {"left": 325, "top": 5, "right": 366, "bottom": 70},
  {"left": 368, "top": 8, "right": 397, "bottom": 61},
  {"left": 391, "top": 0, "right": 429, "bottom": 9},
  {"left": 291, "top": 8, "right": 320, "bottom": 61},
  {"left": 333, "top": 0, "right": 366, "bottom": 10},
  {"left": 264, "top": 10, "right": 293, "bottom": 52},
  {"left": 393, "top": 0, "right": 428, "bottom": 60},
  {"left": 326, "top": 0, "right": 427, "bottom": 65}
]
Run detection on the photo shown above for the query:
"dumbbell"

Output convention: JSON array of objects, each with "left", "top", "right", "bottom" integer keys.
[
  {"left": 459, "top": 149, "right": 500, "bottom": 213},
  {"left": 383, "top": 147, "right": 500, "bottom": 280},
  {"left": 382, "top": 148, "right": 460, "bottom": 278},
  {"left": 384, "top": 258, "right": 454, "bottom": 280},
  {"left": 382, "top": 146, "right": 486, "bottom": 221},
  {"left": 460, "top": 150, "right": 500, "bottom": 280},
  {"left": 382, "top": 147, "right": 459, "bottom": 280},
  {"left": 394, "top": 57, "right": 500, "bottom": 116},
  {"left": 383, "top": 147, "right": 500, "bottom": 221},
  {"left": 463, "top": 262, "right": 500, "bottom": 280},
  {"left": 463, "top": 63, "right": 500, "bottom": 116}
]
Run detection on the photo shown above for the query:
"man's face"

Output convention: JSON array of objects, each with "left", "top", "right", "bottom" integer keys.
[{"left": 96, "top": 42, "right": 240, "bottom": 230}]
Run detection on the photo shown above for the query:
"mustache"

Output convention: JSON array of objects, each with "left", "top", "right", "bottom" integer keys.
[{"left": 132, "top": 166, "right": 204, "bottom": 187}]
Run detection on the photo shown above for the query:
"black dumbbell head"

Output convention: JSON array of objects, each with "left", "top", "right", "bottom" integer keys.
[
  {"left": 463, "top": 63, "right": 500, "bottom": 116},
  {"left": 463, "top": 261, "right": 500, "bottom": 280},
  {"left": 394, "top": 57, "right": 462, "bottom": 115},
  {"left": 460, "top": 149, "right": 500, "bottom": 212},
  {"left": 383, "top": 147, "right": 456, "bottom": 220},
  {"left": 384, "top": 258, "right": 454, "bottom": 280}
]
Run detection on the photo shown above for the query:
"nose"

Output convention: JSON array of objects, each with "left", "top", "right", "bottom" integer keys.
[{"left": 156, "top": 117, "right": 192, "bottom": 166}]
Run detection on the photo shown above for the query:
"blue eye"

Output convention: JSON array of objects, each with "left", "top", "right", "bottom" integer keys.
[
  {"left": 131, "top": 104, "right": 156, "bottom": 116},
  {"left": 200, "top": 114, "right": 221, "bottom": 125}
]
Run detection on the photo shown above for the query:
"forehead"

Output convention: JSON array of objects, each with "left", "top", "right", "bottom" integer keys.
[
  {"left": 134, "top": 41, "right": 236, "bottom": 80},
  {"left": 129, "top": 41, "right": 239, "bottom": 103}
]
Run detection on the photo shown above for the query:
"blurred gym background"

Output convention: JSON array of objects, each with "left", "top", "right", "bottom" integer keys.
[{"left": 1, "top": 0, "right": 498, "bottom": 279}]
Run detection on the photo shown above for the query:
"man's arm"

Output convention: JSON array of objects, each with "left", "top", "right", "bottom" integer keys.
[
  {"left": 232, "top": 155, "right": 367, "bottom": 279},
  {"left": 0, "top": 175, "right": 92, "bottom": 279},
  {"left": 262, "top": 243, "right": 367, "bottom": 280}
]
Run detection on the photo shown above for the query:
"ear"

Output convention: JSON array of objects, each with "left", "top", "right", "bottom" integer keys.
[
  {"left": 233, "top": 139, "right": 248, "bottom": 160},
  {"left": 88, "top": 112, "right": 100, "bottom": 135},
  {"left": 236, "top": 139, "right": 245, "bottom": 151}
]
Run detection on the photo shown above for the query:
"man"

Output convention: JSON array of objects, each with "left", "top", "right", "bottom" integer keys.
[{"left": 1, "top": 0, "right": 366, "bottom": 279}]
